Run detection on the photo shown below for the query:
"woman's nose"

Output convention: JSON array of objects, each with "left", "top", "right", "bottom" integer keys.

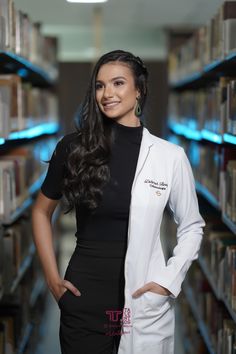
[{"left": 103, "top": 85, "right": 114, "bottom": 98}]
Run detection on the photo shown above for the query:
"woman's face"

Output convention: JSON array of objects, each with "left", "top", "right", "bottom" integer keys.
[{"left": 95, "top": 62, "right": 140, "bottom": 125}]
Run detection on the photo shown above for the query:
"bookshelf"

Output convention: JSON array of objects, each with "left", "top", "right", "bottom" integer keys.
[
  {"left": 182, "top": 284, "right": 215, "bottom": 354},
  {"left": 166, "top": 1, "right": 236, "bottom": 352},
  {"left": 0, "top": 1, "right": 61, "bottom": 353},
  {"left": 170, "top": 51, "right": 236, "bottom": 90},
  {"left": 0, "top": 51, "right": 57, "bottom": 87}
]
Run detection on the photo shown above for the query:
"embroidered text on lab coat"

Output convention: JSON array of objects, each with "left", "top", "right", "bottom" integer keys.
[{"left": 144, "top": 179, "right": 168, "bottom": 190}]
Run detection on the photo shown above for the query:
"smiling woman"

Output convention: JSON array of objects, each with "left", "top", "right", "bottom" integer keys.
[
  {"left": 32, "top": 49, "right": 205, "bottom": 354},
  {"left": 95, "top": 63, "right": 140, "bottom": 126}
]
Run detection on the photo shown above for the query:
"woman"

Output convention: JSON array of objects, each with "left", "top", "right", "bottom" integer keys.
[{"left": 32, "top": 50, "right": 205, "bottom": 354}]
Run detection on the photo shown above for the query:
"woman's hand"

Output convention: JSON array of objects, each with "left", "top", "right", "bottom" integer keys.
[
  {"left": 132, "top": 281, "right": 172, "bottom": 298},
  {"left": 50, "top": 278, "right": 81, "bottom": 303}
]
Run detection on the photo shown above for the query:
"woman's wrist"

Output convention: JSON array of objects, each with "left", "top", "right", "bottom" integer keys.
[{"left": 46, "top": 275, "right": 62, "bottom": 291}]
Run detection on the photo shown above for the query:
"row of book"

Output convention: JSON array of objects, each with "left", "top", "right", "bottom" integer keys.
[
  {"left": 176, "top": 293, "right": 212, "bottom": 354},
  {"left": 169, "top": 135, "right": 236, "bottom": 227},
  {"left": 195, "top": 144, "right": 220, "bottom": 206},
  {"left": 168, "top": 1, "right": 236, "bottom": 83},
  {"left": 199, "top": 221, "right": 236, "bottom": 311},
  {"left": 0, "top": 4, "right": 60, "bottom": 352},
  {"left": 0, "top": 136, "right": 59, "bottom": 222},
  {"left": 0, "top": 74, "right": 58, "bottom": 137},
  {"left": 0, "top": 213, "right": 34, "bottom": 296},
  {"left": 0, "top": 0, "right": 58, "bottom": 75},
  {"left": 0, "top": 206, "right": 61, "bottom": 354},
  {"left": 186, "top": 264, "right": 236, "bottom": 354},
  {"left": 162, "top": 210, "right": 236, "bottom": 353},
  {"left": 168, "top": 77, "right": 236, "bottom": 136}
]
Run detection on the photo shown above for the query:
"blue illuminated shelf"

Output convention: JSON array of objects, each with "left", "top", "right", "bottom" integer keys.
[
  {"left": 183, "top": 283, "right": 216, "bottom": 354},
  {"left": 168, "top": 120, "right": 202, "bottom": 141},
  {"left": 201, "top": 129, "right": 222, "bottom": 144},
  {"left": 195, "top": 181, "right": 220, "bottom": 210},
  {"left": 0, "top": 122, "right": 59, "bottom": 145},
  {"left": 170, "top": 51, "right": 236, "bottom": 90},
  {"left": 223, "top": 133, "right": 236, "bottom": 145},
  {"left": 0, "top": 51, "right": 57, "bottom": 87},
  {"left": 168, "top": 120, "right": 236, "bottom": 145},
  {"left": 222, "top": 213, "right": 236, "bottom": 235}
]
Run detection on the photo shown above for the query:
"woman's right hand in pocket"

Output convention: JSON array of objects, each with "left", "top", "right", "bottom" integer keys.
[{"left": 50, "top": 279, "right": 81, "bottom": 303}]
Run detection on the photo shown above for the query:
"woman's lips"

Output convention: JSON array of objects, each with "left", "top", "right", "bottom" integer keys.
[{"left": 102, "top": 101, "right": 120, "bottom": 109}]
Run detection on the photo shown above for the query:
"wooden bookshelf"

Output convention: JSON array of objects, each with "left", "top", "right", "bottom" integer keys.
[
  {"left": 167, "top": 4, "right": 236, "bottom": 349},
  {"left": 10, "top": 243, "right": 35, "bottom": 294},
  {"left": 1, "top": 173, "right": 46, "bottom": 225},
  {"left": 183, "top": 283, "right": 216, "bottom": 354},
  {"left": 198, "top": 256, "right": 236, "bottom": 324},
  {"left": 0, "top": 51, "right": 57, "bottom": 87},
  {"left": 170, "top": 51, "right": 236, "bottom": 90},
  {"left": 0, "top": 2, "right": 61, "bottom": 353}
]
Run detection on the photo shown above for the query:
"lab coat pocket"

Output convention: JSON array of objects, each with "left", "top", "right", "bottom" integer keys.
[{"left": 143, "top": 291, "right": 170, "bottom": 313}]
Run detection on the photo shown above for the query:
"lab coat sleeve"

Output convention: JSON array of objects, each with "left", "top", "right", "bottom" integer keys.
[{"left": 152, "top": 147, "right": 206, "bottom": 298}]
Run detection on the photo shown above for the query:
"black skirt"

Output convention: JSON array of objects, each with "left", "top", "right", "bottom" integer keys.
[{"left": 59, "top": 238, "right": 127, "bottom": 354}]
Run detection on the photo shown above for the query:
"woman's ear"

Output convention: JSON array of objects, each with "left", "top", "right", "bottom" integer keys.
[
  {"left": 136, "top": 92, "right": 141, "bottom": 100},
  {"left": 136, "top": 87, "right": 141, "bottom": 99}
]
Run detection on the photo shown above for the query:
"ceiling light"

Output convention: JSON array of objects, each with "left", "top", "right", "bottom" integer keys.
[{"left": 66, "top": 0, "right": 107, "bottom": 3}]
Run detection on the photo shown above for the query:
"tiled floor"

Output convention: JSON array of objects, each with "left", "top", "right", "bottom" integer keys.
[{"left": 35, "top": 214, "right": 185, "bottom": 354}]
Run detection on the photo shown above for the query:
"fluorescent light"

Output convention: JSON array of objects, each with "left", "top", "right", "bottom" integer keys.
[{"left": 66, "top": 0, "right": 107, "bottom": 3}]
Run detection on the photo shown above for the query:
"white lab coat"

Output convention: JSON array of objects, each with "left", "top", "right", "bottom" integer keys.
[{"left": 117, "top": 126, "right": 206, "bottom": 354}]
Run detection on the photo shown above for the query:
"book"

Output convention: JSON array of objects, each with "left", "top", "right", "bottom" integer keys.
[
  {"left": 0, "top": 0, "right": 10, "bottom": 51},
  {"left": 221, "top": 1, "right": 236, "bottom": 56},
  {"left": 0, "top": 75, "right": 24, "bottom": 132},
  {"left": 227, "top": 80, "right": 236, "bottom": 135},
  {"left": 0, "top": 14, "right": 6, "bottom": 51},
  {"left": 226, "top": 160, "right": 236, "bottom": 222},
  {"left": 0, "top": 86, "right": 11, "bottom": 138},
  {"left": 0, "top": 160, "right": 16, "bottom": 221}
]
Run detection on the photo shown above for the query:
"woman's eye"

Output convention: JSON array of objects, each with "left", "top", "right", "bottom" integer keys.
[
  {"left": 114, "top": 81, "right": 124, "bottom": 86},
  {"left": 95, "top": 83, "right": 103, "bottom": 90}
]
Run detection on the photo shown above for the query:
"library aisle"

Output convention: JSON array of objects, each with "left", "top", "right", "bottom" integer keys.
[
  {"left": 1, "top": 0, "right": 236, "bottom": 353},
  {"left": 34, "top": 214, "right": 185, "bottom": 354}
]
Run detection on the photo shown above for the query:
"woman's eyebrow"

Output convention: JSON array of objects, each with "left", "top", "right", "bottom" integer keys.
[
  {"left": 96, "top": 76, "right": 127, "bottom": 83},
  {"left": 111, "top": 76, "right": 127, "bottom": 81}
]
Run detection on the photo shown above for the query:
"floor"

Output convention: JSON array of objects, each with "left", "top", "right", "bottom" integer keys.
[{"left": 35, "top": 213, "right": 185, "bottom": 354}]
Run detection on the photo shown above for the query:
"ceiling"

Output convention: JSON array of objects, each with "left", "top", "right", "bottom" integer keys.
[{"left": 15, "top": 0, "right": 224, "bottom": 61}]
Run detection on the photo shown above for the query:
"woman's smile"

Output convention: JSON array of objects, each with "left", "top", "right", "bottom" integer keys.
[{"left": 102, "top": 101, "right": 120, "bottom": 110}]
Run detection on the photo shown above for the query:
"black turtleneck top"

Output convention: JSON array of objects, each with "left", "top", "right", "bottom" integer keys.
[{"left": 41, "top": 119, "right": 144, "bottom": 241}]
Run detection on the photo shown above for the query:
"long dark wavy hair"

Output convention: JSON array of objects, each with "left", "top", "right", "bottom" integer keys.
[{"left": 63, "top": 50, "right": 149, "bottom": 213}]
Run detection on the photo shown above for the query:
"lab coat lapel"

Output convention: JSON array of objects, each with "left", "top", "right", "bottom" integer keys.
[
  {"left": 131, "top": 127, "right": 154, "bottom": 197},
  {"left": 127, "top": 127, "right": 154, "bottom": 247}
]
